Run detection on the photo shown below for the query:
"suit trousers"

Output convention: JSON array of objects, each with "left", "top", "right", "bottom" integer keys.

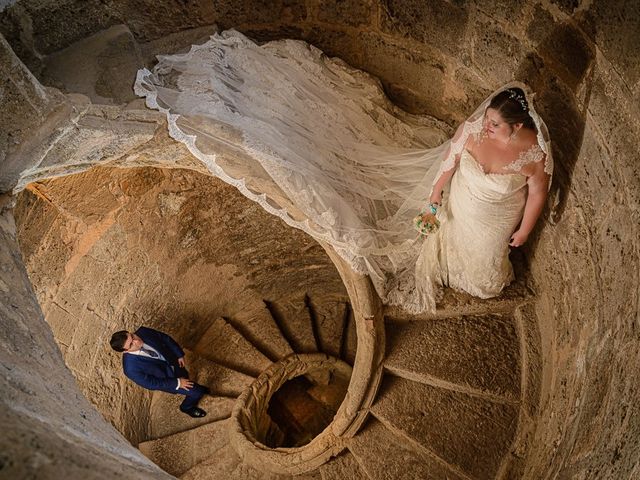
[{"left": 174, "top": 366, "right": 208, "bottom": 412}]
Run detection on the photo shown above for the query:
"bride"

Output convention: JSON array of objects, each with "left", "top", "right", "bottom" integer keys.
[
  {"left": 134, "top": 30, "right": 553, "bottom": 313},
  {"left": 412, "top": 87, "right": 552, "bottom": 305}
]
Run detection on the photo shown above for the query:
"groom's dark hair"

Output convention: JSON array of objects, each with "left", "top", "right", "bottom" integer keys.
[{"left": 110, "top": 330, "right": 130, "bottom": 352}]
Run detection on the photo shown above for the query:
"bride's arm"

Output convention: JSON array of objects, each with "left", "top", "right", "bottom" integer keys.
[
  {"left": 429, "top": 158, "right": 459, "bottom": 204},
  {"left": 510, "top": 158, "right": 550, "bottom": 247},
  {"left": 429, "top": 133, "right": 471, "bottom": 204}
]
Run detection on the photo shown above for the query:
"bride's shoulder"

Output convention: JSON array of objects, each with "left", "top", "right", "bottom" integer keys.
[
  {"left": 510, "top": 132, "right": 546, "bottom": 175},
  {"left": 517, "top": 132, "right": 545, "bottom": 161}
]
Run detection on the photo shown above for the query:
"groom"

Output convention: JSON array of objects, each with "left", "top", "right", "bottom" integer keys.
[{"left": 110, "top": 326, "right": 208, "bottom": 418}]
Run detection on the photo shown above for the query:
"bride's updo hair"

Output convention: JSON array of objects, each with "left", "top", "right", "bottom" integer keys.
[{"left": 488, "top": 87, "right": 537, "bottom": 132}]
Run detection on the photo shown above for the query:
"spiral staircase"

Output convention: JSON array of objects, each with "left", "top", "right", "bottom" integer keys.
[
  {"left": 134, "top": 276, "right": 531, "bottom": 480},
  {"left": 0, "top": 18, "right": 546, "bottom": 480}
]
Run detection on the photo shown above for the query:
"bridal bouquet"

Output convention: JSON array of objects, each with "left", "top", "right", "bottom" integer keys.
[{"left": 413, "top": 203, "right": 440, "bottom": 236}]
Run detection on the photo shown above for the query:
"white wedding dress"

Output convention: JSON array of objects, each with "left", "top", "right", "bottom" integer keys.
[
  {"left": 134, "top": 30, "right": 552, "bottom": 313},
  {"left": 416, "top": 149, "right": 536, "bottom": 299}
]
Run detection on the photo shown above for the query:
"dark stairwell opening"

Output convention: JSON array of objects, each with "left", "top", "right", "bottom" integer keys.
[{"left": 265, "top": 368, "right": 350, "bottom": 448}]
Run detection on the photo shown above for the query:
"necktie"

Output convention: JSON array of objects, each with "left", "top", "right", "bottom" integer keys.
[{"left": 141, "top": 347, "right": 159, "bottom": 358}]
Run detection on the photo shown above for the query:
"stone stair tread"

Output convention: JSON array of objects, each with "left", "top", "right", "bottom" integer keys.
[
  {"left": 185, "top": 350, "right": 255, "bottom": 397},
  {"left": 348, "top": 417, "right": 467, "bottom": 480},
  {"left": 384, "top": 254, "right": 529, "bottom": 322},
  {"left": 139, "top": 419, "right": 232, "bottom": 477},
  {"left": 149, "top": 392, "right": 236, "bottom": 439},
  {"left": 319, "top": 450, "right": 370, "bottom": 480},
  {"left": 383, "top": 288, "right": 525, "bottom": 321},
  {"left": 180, "top": 443, "right": 241, "bottom": 480},
  {"left": 371, "top": 375, "right": 519, "bottom": 479},
  {"left": 228, "top": 305, "right": 294, "bottom": 361},
  {"left": 179, "top": 443, "right": 296, "bottom": 480},
  {"left": 384, "top": 314, "right": 521, "bottom": 400},
  {"left": 180, "top": 443, "right": 323, "bottom": 480},
  {"left": 310, "top": 297, "right": 349, "bottom": 358},
  {"left": 268, "top": 294, "right": 318, "bottom": 353},
  {"left": 194, "top": 317, "right": 272, "bottom": 376},
  {"left": 231, "top": 463, "right": 300, "bottom": 480}
]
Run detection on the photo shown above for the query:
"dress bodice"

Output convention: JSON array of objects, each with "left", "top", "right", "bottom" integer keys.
[{"left": 458, "top": 150, "right": 528, "bottom": 197}]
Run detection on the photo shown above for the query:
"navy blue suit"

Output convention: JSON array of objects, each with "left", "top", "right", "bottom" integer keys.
[{"left": 123, "top": 326, "right": 207, "bottom": 412}]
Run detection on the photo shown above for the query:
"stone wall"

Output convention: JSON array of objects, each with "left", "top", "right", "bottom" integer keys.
[
  {"left": 1, "top": 0, "right": 639, "bottom": 478},
  {"left": 14, "top": 166, "right": 347, "bottom": 445},
  {"left": 0, "top": 196, "right": 172, "bottom": 479}
]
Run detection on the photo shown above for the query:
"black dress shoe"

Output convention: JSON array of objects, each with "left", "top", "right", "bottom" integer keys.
[{"left": 181, "top": 407, "right": 207, "bottom": 418}]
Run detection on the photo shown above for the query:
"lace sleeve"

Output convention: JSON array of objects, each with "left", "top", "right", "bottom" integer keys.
[
  {"left": 505, "top": 144, "right": 546, "bottom": 173},
  {"left": 430, "top": 114, "right": 483, "bottom": 188}
]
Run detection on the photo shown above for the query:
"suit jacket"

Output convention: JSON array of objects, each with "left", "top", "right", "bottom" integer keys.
[{"left": 122, "top": 326, "right": 185, "bottom": 394}]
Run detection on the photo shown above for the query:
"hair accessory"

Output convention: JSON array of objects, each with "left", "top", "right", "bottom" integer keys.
[{"left": 506, "top": 89, "right": 528, "bottom": 111}]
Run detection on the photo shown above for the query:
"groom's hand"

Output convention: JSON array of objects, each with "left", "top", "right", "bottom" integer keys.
[
  {"left": 177, "top": 357, "right": 185, "bottom": 368},
  {"left": 178, "top": 378, "right": 193, "bottom": 390}
]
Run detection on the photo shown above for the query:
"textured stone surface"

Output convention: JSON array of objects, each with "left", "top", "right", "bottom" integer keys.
[
  {"left": 139, "top": 419, "right": 232, "bottom": 477},
  {"left": 181, "top": 442, "right": 322, "bottom": 479},
  {"left": 227, "top": 304, "right": 294, "bottom": 361},
  {"left": 384, "top": 314, "right": 521, "bottom": 400},
  {"left": 514, "top": 303, "right": 542, "bottom": 419},
  {"left": 341, "top": 307, "right": 357, "bottom": 365},
  {"left": 195, "top": 317, "right": 273, "bottom": 376},
  {"left": 578, "top": 0, "right": 640, "bottom": 88},
  {"left": 267, "top": 294, "right": 319, "bottom": 354},
  {"left": 2, "top": 1, "right": 640, "bottom": 479},
  {"left": 314, "top": 0, "right": 374, "bottom": 28},
  {"left": 318, "top": 450, "right": 368, "bottom": 480},
  {"left": 149, "top": 393, "right": 236, "bottom": 439},
  {"left": 14, "top": 166, "right": 347, "bottom": 445},
  {"left": 372, "top": 375, "right": 519, "bottom": 479},
  {"left": 0, "top": 203, "right": 171, "bottom": 479},
  {"left": 310, "top": 297, "right": 348, "bottom": 358},
  {"left": 40, "top": 24, "right": 143, "bottom": 104},
  {"left": 0, "top": 33, "right": 68, "bottom": 192},
  {"left": 470, "top": 15, "right": 524, "bottom": 84},
  {"left": 348, "top": 417, "right": 466, "bottom": 480},
  {"left": 186, "top": 350, "right": 255, "bottom": 396},
  {"left": 380, "top": 0, "right": 468, "bottom": 56}
]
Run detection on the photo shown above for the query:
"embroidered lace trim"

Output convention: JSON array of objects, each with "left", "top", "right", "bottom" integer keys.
[{"left": 505, "top": 143, "right": 546, "bottom": 173}]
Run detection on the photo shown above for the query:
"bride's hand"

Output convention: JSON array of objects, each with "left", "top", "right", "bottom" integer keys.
[
  {"left": 509, "top": 229, "right": 528, "bottom": 247},
  {"left": 429, "top": 191, "right": 442, "bottom": 205}
]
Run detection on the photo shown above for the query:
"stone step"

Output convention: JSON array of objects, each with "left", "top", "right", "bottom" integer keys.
[
  {"left": 266, "top": 294, "right": 319, "bottom": 354},
  {"left": 348, "top": 417, "right": 467, "bottom": 480},
  {"left": 309, "top": 296, "right": 349, "bottom": 358},
  {"left": 180, "top": 443, "right": 310, "bottom": 480},
  {"left": 383, "top": 286, "right": 527, "bottom": 321},
  {"left": 194, "top": 317, "right": 272, "bottom": 377},
  {"left": 384, "top": 314, "right": 521, "bottom": 401},
  {"left": 139, "top": 419, "right": 232, "bottom": 477},
  {"left": 148, "top": 393, "right": 236, "bottom": 440},
  {"left": 341, "top": 308, "right": 358, "bottom": 366},
  {"left": 184, "top": 350, "right": 255, "bottom": 397},
  {"left": 180, "top": 444, "right": 240, "bottom": 480},
  {"left": 227, "top": 305, "right": 294, "bottom": 361},
  {"left": 371, "top": 375, "right": 519, "bottom": 480},
  {"left": 319, "top": 450, "right": 370, "bottom": 480},
  {"left": 383, "top": 252, "right": 530, "bottom": 322}
]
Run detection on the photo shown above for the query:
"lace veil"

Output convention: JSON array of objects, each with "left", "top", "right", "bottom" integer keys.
[{"left": 134, "top": 30, "right": 553, "bottom": 307}]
